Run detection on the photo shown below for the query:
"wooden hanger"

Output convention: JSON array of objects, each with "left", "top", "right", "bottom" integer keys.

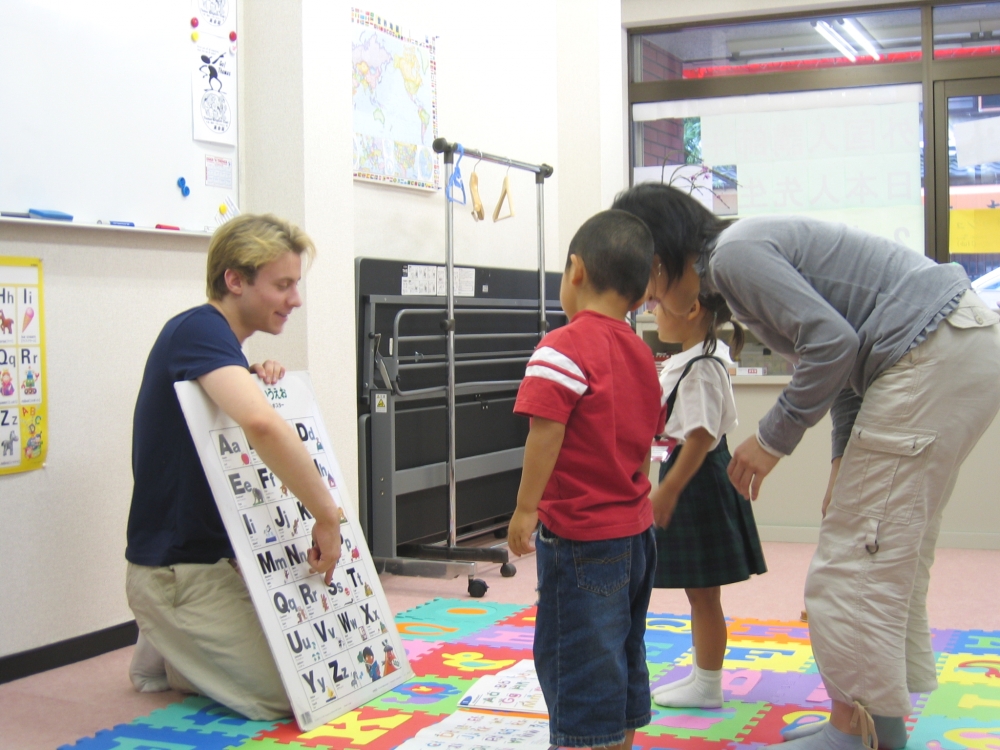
[
  {"left": 470, "top": 158, "right": 484, "bottom": 221},
  {"left": 492, "top": 162, "right": 514, "bottom": 222}
]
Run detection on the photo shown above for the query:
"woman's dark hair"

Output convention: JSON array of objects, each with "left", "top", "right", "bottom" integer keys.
[
  {"left": 700, "top": 292, "right": 744, "bottom": 360},
  {"left": 611, "top": 183, "right": 732, "bottom": 285}
]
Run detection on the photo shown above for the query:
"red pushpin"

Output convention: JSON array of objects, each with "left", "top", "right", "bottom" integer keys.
[
  {"left": 190, "top": 17, "right": 198, "bottom": 28},
  {"left": 229, "top": 30, "right": 237, "bottom": 41}
]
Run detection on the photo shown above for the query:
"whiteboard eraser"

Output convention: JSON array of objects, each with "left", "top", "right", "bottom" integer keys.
[{"left": 28, "top": 208, "right": 73, "bottom": 221}]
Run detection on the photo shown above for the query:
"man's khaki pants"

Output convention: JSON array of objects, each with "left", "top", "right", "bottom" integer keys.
[
  {"left": 805, "top": 290, "right": 1000, "bottom": 716},
  {"left": 126, "top": 559, "right": 292, "bottom": 721}
]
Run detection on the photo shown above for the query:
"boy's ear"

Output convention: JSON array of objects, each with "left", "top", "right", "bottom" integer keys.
[
  {"left": 567, "top": 253, "right": 586, "bottom": 286},
  {"left": 223, "top": 268, "right": 246, "bottom": 296}
]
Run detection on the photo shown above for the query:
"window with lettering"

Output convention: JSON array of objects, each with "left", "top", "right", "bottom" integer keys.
[{"left": 632, "top": 85, "right": 924, "bottom": 252}]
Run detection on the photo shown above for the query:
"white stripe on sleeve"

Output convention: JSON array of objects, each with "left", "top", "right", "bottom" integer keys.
[
  {"left": 529, "top": 346, "right": 586, "bottom": 381},
  {"left": 524, "top": 365, "right": 588, "bottom": 395}
]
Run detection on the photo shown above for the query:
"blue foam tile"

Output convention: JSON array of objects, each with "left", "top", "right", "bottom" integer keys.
[
  {"left": 135, "top": 696, "right": 278, "bottom": 737},
  {"left": 59, "top": 722, "right": 246, "bottom": 749}
]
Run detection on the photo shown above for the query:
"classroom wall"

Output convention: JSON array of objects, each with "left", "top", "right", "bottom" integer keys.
[
  {"left": 0, "top": 0, "right": 626, "bottom": 658},
  {"left": 349, "top": 0, "right": 562, "bottom": 271},
  {"left": 8, "top": 0, "right": 996, "bottom": 661},
  {"left": 0, "top": 227, "right": 210, "bottom": 658}
]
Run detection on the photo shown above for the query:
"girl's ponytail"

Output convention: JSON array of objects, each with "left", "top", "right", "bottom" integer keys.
[{"left": 699, "top": 292, "right": 744, "bottom": 360}]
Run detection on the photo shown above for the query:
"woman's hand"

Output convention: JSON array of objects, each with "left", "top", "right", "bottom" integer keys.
[{"left": 728, "top": 435, "right": 780, "bottom": 500}]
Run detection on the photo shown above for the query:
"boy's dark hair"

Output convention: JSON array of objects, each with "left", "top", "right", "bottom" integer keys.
[
  {"left": 611, "top": 183, "right": 732, "bottom": 286},
  {"left": 567, "top": 209, "right": 654, "bottom": 305},
  {"left": 699, "top": 292, "right": 745, "bottom": 360}
]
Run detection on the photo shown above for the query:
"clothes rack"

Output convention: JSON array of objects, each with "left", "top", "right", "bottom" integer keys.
[{"left": 364, "top": 138, "right": 554, "bottom": 597}]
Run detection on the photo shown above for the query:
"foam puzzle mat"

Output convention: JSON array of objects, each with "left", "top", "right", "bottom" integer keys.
[{"left": 61, "top": 599, "right": 1000, "bottom": 749}]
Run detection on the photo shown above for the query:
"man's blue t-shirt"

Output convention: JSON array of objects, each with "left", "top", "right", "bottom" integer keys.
[{"left": 126, "top": 304, "right": 248, "bottom": 566}]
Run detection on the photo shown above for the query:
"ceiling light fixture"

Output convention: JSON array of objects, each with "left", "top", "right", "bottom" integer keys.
[
  {"left": 813, "top": 20, "right": 858, "bottom": 62},
  {"left": 839, "top": 18, "right": 881, "bottom": 61}
]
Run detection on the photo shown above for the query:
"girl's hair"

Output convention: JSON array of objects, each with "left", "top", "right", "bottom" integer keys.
[
  {"left": 699, "top": 292, "right": 744, "bottom": 360},
  {"left": 611, "top": 183, "right": 732, "bottom": 285}
]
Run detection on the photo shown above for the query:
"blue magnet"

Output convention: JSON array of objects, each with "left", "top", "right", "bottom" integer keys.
[{"left": 177, "top": 177, "right": 190, "bottom": 197}]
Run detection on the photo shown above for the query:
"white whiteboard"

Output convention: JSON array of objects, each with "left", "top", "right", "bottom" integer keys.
[{"left": 0, "top": 0, "right": 240, "bottom": 233}]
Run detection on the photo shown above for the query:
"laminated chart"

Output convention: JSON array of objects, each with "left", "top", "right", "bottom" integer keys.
[
  {"left": 0, "top": 257, "right": 46, "bottom": 475},
  {"left": 175, "top": 372, "right": 412, "bottom": 730}
]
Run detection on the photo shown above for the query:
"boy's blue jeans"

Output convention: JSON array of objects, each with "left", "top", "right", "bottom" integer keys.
[{"left": 534, "top": 524, "right": 656, "bottom": 748}]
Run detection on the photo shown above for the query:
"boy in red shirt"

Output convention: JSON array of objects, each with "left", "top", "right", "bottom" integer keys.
[{"left": 508, "top": 209, "right": 667, "bottom": 750}]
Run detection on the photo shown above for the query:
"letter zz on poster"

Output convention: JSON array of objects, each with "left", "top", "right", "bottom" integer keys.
[{"left": 175, "top": 372, "right": 411, "bottom": 730}]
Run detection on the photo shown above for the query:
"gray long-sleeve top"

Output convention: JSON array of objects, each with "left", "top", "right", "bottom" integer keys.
[{"left": 708, "top": 215, "right": 969, "bottom": 458}]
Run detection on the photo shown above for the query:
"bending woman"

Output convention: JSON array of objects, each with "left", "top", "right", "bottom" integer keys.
[{"left": 615, "top": 183, "right": 1000, "bottom": 750}]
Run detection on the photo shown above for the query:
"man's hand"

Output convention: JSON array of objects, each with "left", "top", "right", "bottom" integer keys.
[
  {"left": 728, "top": 435, "right": 781, "bottom": 500},
  {"left": 822, "top": 456, "right": 842, "bottom": 518},
  {"left": 507, "top": 507, "right": 538, "bottom": 557},
  {"left": 250, "top": 359, "right": 286, "bottom": 385},
  {"left": 308, "top": 518, "right": 341, "bottom": 585}
]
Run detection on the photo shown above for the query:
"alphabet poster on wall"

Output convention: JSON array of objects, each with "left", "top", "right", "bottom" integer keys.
[
  {"left": 175, "top": 372, "right": 412, "bottom": 731},
  {"left": 0, "top": 257, "right": 46, "bottom": 476}
]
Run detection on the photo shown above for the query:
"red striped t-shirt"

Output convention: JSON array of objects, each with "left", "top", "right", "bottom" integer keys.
[{"left": 514, "top": 310, "right": 666, "bottom": 541}]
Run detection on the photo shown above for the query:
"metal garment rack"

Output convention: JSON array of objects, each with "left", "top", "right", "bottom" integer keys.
[{"left": 370, "top": 138, "right": 554, "bottom": 597}]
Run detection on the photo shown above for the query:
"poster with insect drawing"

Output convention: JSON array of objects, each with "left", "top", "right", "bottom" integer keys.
[
  {"left": 175, "top": 371, "right": 412, "bottom": 731},
  {"left": 0, "top": 256, "right": 46, "bottom": 476},
  {"left": 191, "top": 0, "right": 238, "bottom": 147}
]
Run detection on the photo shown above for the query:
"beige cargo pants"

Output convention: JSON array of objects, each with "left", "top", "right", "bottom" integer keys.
[
  {"left": 806, "top": 290, "right": 1000, "bottom": 716},
  {"left": 127, "top": 559, "right": 292, "bottom": 720}
]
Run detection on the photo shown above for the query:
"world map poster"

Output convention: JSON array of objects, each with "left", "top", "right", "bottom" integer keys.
[{"left": 352, "top": 9, "right": 439, "bottom": 191}]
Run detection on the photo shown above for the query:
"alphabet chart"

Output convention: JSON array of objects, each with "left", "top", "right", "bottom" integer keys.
[
  {"left": 0, "top": 257, "right": 46, "bottom": 476},
  {"left": 394, "top": 711, "right": 551, "bottom": 750},
  {"left": 175, "top": 372, "right": 412, "bottom": 731}
]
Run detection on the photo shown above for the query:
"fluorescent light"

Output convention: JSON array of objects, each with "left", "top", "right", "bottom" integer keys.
[
  {"left": 840, "top": 18, "right": 881, "bottom": 61},
  {"left": 814, "top": 20, "right": 857, "bottom": 62}
]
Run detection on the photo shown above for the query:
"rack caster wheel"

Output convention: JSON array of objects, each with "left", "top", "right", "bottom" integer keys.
[
  {"left": 500, "top": 562, "right": 517, "bottom": 578},
  {"left": 468, "top": 578, "right": 489, "bottom": 598}
]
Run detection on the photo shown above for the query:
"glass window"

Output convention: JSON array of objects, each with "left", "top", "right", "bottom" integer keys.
[
  {"left": 633, "top": 9, "right": 921, "bottom": 82},
  {"left": 933, "top": 2, "right": 1000, "bottom": 60},
  {"left": 946, "top": 91, "right": 1000, "bottom": 291},
  {"left": 632, "top": 85, "right": 925, "bottom": 251}
]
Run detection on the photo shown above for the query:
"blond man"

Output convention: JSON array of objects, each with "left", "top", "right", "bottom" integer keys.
[{"left": 125, "top": 214, "right": 340, "bottom": 720}]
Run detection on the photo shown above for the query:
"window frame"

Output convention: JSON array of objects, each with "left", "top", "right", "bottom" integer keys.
[{"left": 627, "top": 0, "right": 1000, "bottom": 262}]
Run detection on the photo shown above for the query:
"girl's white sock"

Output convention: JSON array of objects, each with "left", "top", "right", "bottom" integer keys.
[
  {"left": 651, "top": 647, "right": 696, "bottom": 696},
  {"left": 652, "top": 664, "right": 723, "bottom": 708}
]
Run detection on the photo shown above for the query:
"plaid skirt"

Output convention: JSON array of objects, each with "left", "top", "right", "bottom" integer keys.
[{"left": 653, "top": 435, "right": 767, "bottom": 589}]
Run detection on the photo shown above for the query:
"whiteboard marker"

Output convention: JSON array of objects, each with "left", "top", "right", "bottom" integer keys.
[
  {"left": 97, "top": 220, "right": 135, "bottom": 227},
  {"left": 155, "top": 224, "right": 180, "bottom": 230}
]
